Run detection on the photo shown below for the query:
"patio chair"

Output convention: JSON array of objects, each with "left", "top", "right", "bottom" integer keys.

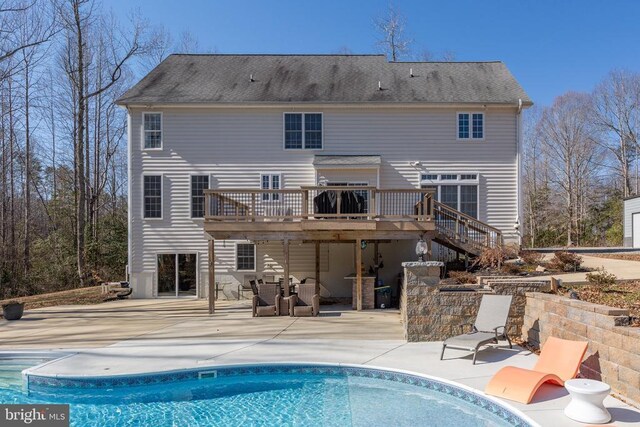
[
  {"left": 237, "top": 276, "right": 256, "bottom": 300},
  {"left": 288, "top": 282, "right": 319, "bottom": 317},
  {"left": 440, "top": 294, "right": 513, "bottom": 364},
  {"left": 252, "top": 283, "right": 281, "bottom": 317},
  {"left": 485, "top": 336, "right": 588, "bottom": 404}
]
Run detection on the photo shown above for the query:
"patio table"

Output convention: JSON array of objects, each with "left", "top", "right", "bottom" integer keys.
[{"left": 564, "top": 378, "right": 611, "bottom": 424}]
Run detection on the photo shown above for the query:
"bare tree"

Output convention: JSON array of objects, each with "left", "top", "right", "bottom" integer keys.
[
  {"left": 374, "top": 5, "right": 412, "bottom": 61},
  {"left": 590, "top": 70, "right": 640, "bottom": 197},
  {"left": 538, "top": 93, "right": 602, "bottom": 246},
  {"left": 58, "top": 0, "right": 143, "bottom": 285},
  {"left": 140, "top": 24, "right": 173, "bottom": 71},
  {"left": 0, "top": 1, "right": 57, "bottom": 79}
]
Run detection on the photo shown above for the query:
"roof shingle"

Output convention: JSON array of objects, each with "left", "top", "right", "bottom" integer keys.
[{"left": 117, "top": 54, "right": 531, "bottom": 106}]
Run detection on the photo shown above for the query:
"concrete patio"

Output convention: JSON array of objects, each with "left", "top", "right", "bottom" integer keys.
[{"left": 2, "top": 299, "right": 640, "bottom": 426}]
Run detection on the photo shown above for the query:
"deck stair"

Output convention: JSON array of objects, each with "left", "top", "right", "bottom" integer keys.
[{"left": 432, "top": 200, "right": 503, "bottom": 257}]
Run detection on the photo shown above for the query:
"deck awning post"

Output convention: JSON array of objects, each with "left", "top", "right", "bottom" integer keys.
[
  {"left": 283, "top": 238, "right": 290, "bottom": 297},
  {"left": 356, "top": 238, "right": 362, "bottom": 311},
  {"left": 208, "top": 239, "right": 215, "bottom": 314},
  {"left": 315, "top": 241, "right": 320, "bottom": 295}
]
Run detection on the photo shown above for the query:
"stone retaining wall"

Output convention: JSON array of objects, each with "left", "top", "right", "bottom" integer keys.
[
  {"left": 401, "top": 262, "right": 550, "bottom": 342},
  {"left": 523, "top": 292, "right": 640, "bottom": 406}
]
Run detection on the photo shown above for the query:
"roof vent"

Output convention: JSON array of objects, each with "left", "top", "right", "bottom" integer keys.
[
  {"left": 410, "top": 68, "right": 414, "bottom": 78},
  {"left": 378, "top": 81, "right": 382, "bottom": 91},
  {"left": 250, "top": 74, "right": 255, "bottom": 82}
]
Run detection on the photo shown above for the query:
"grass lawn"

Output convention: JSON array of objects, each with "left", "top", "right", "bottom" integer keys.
[{"left": 0, "top": 286, "right": 109, "bottom": 312}]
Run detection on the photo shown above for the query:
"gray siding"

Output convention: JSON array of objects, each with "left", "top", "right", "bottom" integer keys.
[
  {"left": 128, "top": 106, "right": 519, "bottom": 298},
  {"left": 624, "top": 197, "right": 640, "bottom": 247}
]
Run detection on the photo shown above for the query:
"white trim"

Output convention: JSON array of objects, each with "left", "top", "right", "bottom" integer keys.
[
  {"left": 142, "top": 173, "right": 163, "bottom": 220},
  {"left": 235, "top": 242, "right": 257, "bottom": 272},
  {"left": 189, "top": 173, "right": 210, "bottom": 219},
  {"left": 456, "top": 111, "right": 485, "bottom": 141},
  {"left": 120, "top": 102, "right": 530, "bottom": 110},
  {"left": 282, "top": 112, "right": 324, "bottom": 150},
  {"left": 141, "top": 111, "right": 163, "bottom": 151}
]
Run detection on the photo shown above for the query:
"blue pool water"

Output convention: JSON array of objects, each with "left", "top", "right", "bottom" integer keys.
[{"left": 0, "top": 363, "right": 533, "bottom": 427}]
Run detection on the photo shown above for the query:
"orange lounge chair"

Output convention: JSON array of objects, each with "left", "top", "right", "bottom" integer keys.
[{"left": 485, "top": 336, "right": 588, "bottom": 404}]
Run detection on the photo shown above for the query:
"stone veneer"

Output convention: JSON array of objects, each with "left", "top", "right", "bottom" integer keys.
[
  {"left": 523, "top": 292, "right": 640, "bottom": 406},
  {"left": 401, "top": 262, "right": 550, "bottom": 342}
]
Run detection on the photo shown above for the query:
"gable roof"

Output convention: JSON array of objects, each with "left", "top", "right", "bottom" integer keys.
[{"left": 116, "top": 54, "right": 531, "bottom": 106}]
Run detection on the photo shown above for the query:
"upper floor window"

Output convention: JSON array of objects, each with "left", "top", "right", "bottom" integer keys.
[
  {"left": 191, "top": 175, "right": 209, "bottom": 218},
  {"left": 261, "top": 174, "right": 281, "bottom": 201},
  {"left": 458, "top": 112, "right": 483, "bottom": 140},
  {"left": 143, "top": 175, "right": 162, "bottom": 219},
  {"left": 284, "top": 113, "right": 322, "bottom": 149},
  {"left": 143, "top": 112, "right": 162, "bottom": 149}
]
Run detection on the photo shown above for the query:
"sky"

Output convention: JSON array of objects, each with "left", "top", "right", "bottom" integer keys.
[{"left": 109, "top": 0, "right": 640, "bottom": 107}]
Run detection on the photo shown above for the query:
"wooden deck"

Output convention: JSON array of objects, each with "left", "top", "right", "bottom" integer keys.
[
  {"left": 203, "top": 186, "right": 435, "bottom": 240},
  {"left": 202, "top": 186, "right": 503, "bottom": 314}
]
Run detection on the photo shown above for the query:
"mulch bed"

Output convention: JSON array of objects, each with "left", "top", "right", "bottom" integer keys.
[
  {"left": 559, "top": 282, "right": 640, "bottom": 325},
  {"left": 0, "top": 286, "right": 109, "bottom": 312},
  {"left": 589, "top": 253, "right": 640, "bottom": 262}
]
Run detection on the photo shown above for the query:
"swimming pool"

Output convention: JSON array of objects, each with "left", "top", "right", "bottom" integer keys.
[{"left": 5, "top": 363, "right": 537, "bottom": 426}]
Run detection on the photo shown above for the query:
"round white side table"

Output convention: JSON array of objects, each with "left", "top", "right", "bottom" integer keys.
[{"left": 564, "top": 379, "right": 611, "bottom": 424}]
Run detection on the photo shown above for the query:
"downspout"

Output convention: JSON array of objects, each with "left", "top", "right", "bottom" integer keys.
[
  {"left": 515, "top": 99, "right": 523, "bottom": 247},
  {"left": 126, "top": 105, "right": 133, "bottom": 287}
]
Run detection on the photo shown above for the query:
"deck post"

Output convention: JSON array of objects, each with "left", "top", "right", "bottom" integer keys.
[
  {"left": 208, "top": 239, "right": 215, "bottom": 314},
  {"left": 315, "top": 241, "right": 320, "bottom": 295},
  {"left": 283, "top": 238, "right": 290, "bottom": 297},
  {"left": 356, "top": 238, "right": 362, "bottom": 311}
]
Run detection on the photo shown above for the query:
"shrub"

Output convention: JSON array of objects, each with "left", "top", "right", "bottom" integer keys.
[
  {"left": 585, "top": 268, "right": 617, "bottom": 286},
  {"left": 477, "top": 247, "right": 508, "bottom": 269},
  {"left": 548, "top": 251, "right": 583, "bottom": 272},
  {"left": 448, "top": 270, "right": 476, "bottom": 284},
  {"left": 501, "top": 263, "right": 523, "bottom": 275},
  {"left": 519, "top": 250, "right": 544, "bottom": 265}
]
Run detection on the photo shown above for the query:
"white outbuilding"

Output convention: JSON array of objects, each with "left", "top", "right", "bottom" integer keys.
[{"left": 624, "top": 195, "right": 640, "bottom": 247}]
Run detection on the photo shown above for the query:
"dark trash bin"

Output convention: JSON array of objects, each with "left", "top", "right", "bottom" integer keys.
[{"left": 374, "top": 286, "right": 391, "bottom": 309}]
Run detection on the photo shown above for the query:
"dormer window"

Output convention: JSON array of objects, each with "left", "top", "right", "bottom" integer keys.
[{"left": 458, "top": 112, "right": 483, "bottom": 140}]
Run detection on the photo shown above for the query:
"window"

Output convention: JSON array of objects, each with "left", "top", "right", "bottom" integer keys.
[
  {"left": 236, "top": 243, "right": 256, "bottom": 271},
  {"left": 460, "top": 185, "right": 478, "bottom": 218},
  {"left": 261, "top": 174, "right": 281, "bottom": 201},
  {"left": 419, "top": 173, "right": 479, "bottom": 218},
  {"left": 458, "top": 112, "right": 483, "bottom": 140},
  {"left": 284, "top": 113, "right": 322, "bottom": 149},
  {"left": 143, "top": 113, "right": 162, "bottom": 149},
  {"left": 191, "top": 175, "right": 209, "bottom": 218},
  {"left": 143, "top": 175, "right": 162, "bottom": 219},
  {"left": 421, "top": 174, "right": 438, "bottom": 181}
]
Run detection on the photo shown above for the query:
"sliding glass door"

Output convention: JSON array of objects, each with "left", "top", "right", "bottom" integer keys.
[{"left": 157, "top": 253, "right": 198, "bottom": 297}]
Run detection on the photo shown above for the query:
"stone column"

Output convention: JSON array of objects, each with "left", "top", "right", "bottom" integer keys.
[{"left": 400, "top": 261, "right": 444, "bottom": 341}]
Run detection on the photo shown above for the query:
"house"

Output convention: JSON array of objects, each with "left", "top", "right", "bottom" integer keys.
[
  {"left": 623, "top": 195, "right": 640, "bottom": 247},
  {"left": 116, "top": 54, "right": 531, "bottom": 310}
]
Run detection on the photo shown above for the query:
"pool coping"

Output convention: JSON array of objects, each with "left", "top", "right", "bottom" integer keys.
[{"left": 23, "top": 360, "right": 540, "bottom": 427}]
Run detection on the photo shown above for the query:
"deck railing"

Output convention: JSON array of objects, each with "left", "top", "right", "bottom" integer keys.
[
  {"left": 204, "top": 187, "right": 434, "bottom": 222},
  {"left": 433, "top": 200, "right": 503, "bottom": 250}
]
